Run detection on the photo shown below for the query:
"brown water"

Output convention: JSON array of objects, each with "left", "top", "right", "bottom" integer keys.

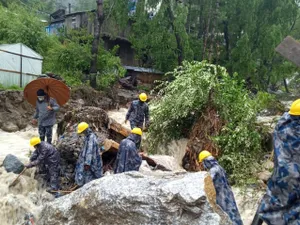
[{"left": 0, "top": 128, "right": 54, "bottom": 225}]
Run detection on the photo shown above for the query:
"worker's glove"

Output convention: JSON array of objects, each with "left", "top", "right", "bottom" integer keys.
[
  {"left": 100, "top": 146, "right": 105, "bottom": 152},
  {"left": 84, "top": 165, "right": 90, "bottom": 171},
  {"left": 31, "top": 119, "right": 37, "bottom": 126},
  {"left": 25, "top": 163, "right": 34, "bottom": 168}
]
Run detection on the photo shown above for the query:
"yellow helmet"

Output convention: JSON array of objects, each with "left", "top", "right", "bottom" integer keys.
[
  {"left": 131, "top": 127, "right": 143, "bottom": 136},
  {"left": 77, "top": 122, "right": 89, "bottom": 134},
  {"left": 139, "top": 93, "right": 147, "bottom": 102},
  {"left": 289, "top": 99, "right": 300, "bottom": 116},
  {"left": 198, "top": 150, "right": 212, "bottom": 163},
  {"left": 30, "top": 137, "right": 41, "bottom": 147}
]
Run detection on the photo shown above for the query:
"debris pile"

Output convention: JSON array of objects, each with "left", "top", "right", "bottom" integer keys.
[
  {"left": 182, "top": 105, "right": 223, "bottom": 171},
  {"left": 56, "top": 107, "right": 110, "bottom": 189}
]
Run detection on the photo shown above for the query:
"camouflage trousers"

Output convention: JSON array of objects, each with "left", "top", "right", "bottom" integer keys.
[
  {"left": 35, "top": 163, "right": 60, "bottom": 191},
  {"left": 129, "top": 121, "right": 143, "bottom": 130},
  {"left": 38, "top": 125, "right": 53, "bottom": 144}
]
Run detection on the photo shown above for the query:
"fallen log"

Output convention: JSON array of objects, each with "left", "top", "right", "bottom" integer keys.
[
  {"left": 103, "top": 139, "right": 171, "bottom": 171},
  {"left": 108, "top": 118, "right": 131, "bottom": 137}
]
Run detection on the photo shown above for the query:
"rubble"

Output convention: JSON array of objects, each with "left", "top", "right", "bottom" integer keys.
[
  {"left": 56, "top": 107, "right": 110, "bottom": 189},
  {"left": 0, "top": 90, "right": 34, "bottom": 132},
  {"left": 182, "top": 105, "right": 223, "bottom": 171}
]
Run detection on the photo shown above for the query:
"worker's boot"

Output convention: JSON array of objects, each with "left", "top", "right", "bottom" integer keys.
[{"left": 54, "top": 192, "right": 62, "bottom": 198}]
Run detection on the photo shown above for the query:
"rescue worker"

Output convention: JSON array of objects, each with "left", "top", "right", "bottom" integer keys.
[
  {"left": 114, "top": 127, "right": 142, "bottom": 174},
  {"left": 32, "top": 89, "right": 59, "bottom": 144},
  {"left": 199, "top": 150, "right": 243, "bottom": 225},
  {"left": 252, "top": 99, "right": 300, "bottom": 225},
  {"left": 75, "top": 122, "right": 103, "bottom": 187},
  {"left": 125, "top": 93, "right": 150, "bottom": 130},
  {"left": 25, "top": 137, "right": 60, "bottom": 194}
]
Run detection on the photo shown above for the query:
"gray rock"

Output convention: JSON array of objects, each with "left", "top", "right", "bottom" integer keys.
[
  {"left": 39, "top": 172, "right": 232, "bottom": 225},
  {"left": 3, "top": 154, "right": 24, "bottom": 174},
  {"left": 1, "top": 122, "right": 19, "bottom": 132},
  {"left": 257, "top": 171, "right": 272, "bottom": 183}
]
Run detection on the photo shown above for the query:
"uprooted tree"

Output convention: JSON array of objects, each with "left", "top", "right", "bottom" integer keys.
[{"left": 148, "top": 61, "right": 267, "bottom": 185}]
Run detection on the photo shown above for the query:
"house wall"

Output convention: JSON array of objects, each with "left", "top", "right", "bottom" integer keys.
[
  {"left": 65, "top": 12, "right": 94, "bottom": 33},
  {"left": 103, "top": 36, "right": 138, "bottom": 67},
  {"left": 0, "top": 71, "right": 39, "bottom": 87}
]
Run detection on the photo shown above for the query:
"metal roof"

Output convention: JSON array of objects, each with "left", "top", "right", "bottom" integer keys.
[{"left": 123, "top": 66, "right": 163, "bottom": 74}]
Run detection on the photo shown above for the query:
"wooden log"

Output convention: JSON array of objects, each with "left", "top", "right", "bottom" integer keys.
[
  {"left": 103, "top": 139, "right": 119, "bottom": 151},
  {"left": 9, "top": 168, "right": 27, "bottom": 188},
  {"left": 103, "top": 139, "right": 171, "bottom": 171},
  {"left": 108, "top": 118, "right": 131, "bottom": 137}
]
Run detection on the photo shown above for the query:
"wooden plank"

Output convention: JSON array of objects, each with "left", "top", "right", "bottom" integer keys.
[
  {"left": 103, "top": 139, "right": 119, "bottom": 151},
  {"left": 275, "top": 36, "right": 300, "bottom": 67},
  {"left": 108, "top": 118, "right": 131, "bottom": 137},
  {"left": 103, "top": 139, "right": 171, "bottom": 171}
]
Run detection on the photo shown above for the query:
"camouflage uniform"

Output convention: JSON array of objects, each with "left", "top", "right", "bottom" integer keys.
[
  {"left": 257, "top": 112, "right": 300, "bottom": 225},
  {"left": 33, "top": 97, "right": 59, "bottom": 144},
  {"left": 75, "top": 128, "right": 103, "bottom": 187},
  {"left": 203, "top": 156, "right": 243, "bottom": 225},
  {"left": 126, "top": 100, "right": 149, "bottom": 129},
  {"left": 29, "top": 141, "right": 60, "bottom": 190},
  {"left": 114, "top": 134, "right": 142, "bottom": 173}
]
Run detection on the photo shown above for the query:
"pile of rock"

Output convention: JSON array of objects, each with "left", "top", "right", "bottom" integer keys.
[
  {"left": 56, "top": 107, "right": 110, "bottom": 189},
  {"left": 0, "top": 90, "right": 34, "bottom": 132}
]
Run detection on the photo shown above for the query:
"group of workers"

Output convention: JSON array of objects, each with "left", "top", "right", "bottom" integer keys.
[
  {"left": 25, "top": 90, "right": 148, "bottom": 198},
  {"left": 22, "top": 88, "right": 300, "bottom": 224}
]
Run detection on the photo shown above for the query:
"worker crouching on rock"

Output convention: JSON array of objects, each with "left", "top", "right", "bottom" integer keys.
[
  {"left": 199, "top": 150, "right": 243, "bottom": 225},
  {"left": 75, "top": 122, "right": 103, "bottom": 187},
  {"left": 114, "top": 128, "right": 143, "bottom": 174},
  {"left": 25, "top": 137, "right": 61, "bottom": 196}
]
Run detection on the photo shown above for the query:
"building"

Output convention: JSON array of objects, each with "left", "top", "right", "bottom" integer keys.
[{"left": 0, "top": 43, "right": 43, "bottom": 87}]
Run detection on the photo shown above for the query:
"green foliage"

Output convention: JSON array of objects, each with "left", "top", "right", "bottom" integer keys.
[
  {"left": 0, "top": 83, "right": 23, "bottom": 90},
  {"left": 130, "top": 0, "right": 192, "bottom": 72},
  {"left": 97, "top": 45, "right": 126, "bottom": 89},
  {"left": 213, "top": 74, "right": 263, "bottom": 184},
  {"left": 111, "top": 0, "right": 300, "bottom": 89},
  {"left": 43, "top": 30, "right": 93, "bottom": 73},
  {"left": 254, "top": 92, "right": 277, "bottom": 111},
  {"left": 60, "top": 71, "right": 83, "bottom": 87},
  {"left": 149, "top": 61, "right": 265, "bottom": 184},
  {"left": 0, "top": 4, "right": 48, "bottom": 51}
]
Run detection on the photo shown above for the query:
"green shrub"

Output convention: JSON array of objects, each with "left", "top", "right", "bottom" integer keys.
[
  {"left": 149, "top": 61, "right": 265, "bottom": 185},
  {"left": 97, "top": 45, "right": 126, "bottom": 89}
]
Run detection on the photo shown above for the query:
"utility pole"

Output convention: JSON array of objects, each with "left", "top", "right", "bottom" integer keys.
[{"left": 89, "top": 0, "right": 104, "bottom": 88}]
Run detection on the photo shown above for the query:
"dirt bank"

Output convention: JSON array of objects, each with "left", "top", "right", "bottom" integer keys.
[{"left": 0, "top": 86, "right": 138, "bottom": 133}]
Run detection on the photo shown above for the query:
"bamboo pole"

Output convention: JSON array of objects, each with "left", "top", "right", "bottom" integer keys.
[{"left": 9, "top": 168, "right": 27, "bottom": 187}]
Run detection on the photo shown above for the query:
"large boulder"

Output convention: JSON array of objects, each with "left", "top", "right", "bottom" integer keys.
[
  {"left": 39, "top": 172, "right": 231, "bottom": 225},
  {"left": 3, "top": 154, "right": 24, "bottom": 174}
]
